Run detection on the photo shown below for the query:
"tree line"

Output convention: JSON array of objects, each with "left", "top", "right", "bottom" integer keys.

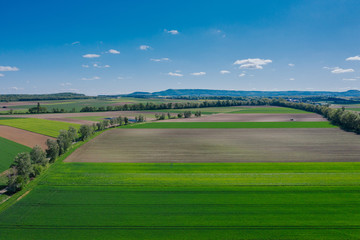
[
  {"left": 271, "top": 99, "right": 360, "bottom": 133},
  {"left": 6, "top": 115, "right": 134, "bottom": 193}
]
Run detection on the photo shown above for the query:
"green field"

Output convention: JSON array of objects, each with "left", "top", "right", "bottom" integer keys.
[
  {"left": 7, "top": 98, "right": 201, "bottom": 113},
  {"left": 0, "top": 162, "right": 360, "bottom": 239},
  {"left": 347, "top": 108, "right": 360, "bottom": 112},
  {"left": 0, "top": 136, "right": 31, "bottom": 173},
  {"left": 0, "top": 118, "right": 80, "bottom": 137},
  {"left": 153, "top": 106, "right": 309, "bottom": 114},
  {"left": 122, "top": 121, "right": 336, "bottom": 129}
]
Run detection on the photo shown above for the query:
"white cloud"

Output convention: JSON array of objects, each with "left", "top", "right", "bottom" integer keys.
[
  {"left": 234, "top": 58, "right": 272, "bottom": 69},
  {"left": 9, "top": 87, "right": 23, "bottom": 91},
  {"left": 168, "top": 72, "right": 183, "bottom": 77},
  {"left": 346, "top": 56, "right": 360, "bottom": 61},
  {"left": 150, "top": 58, "right": 170, "bottom": 62},
  {"left": 117, "top": 76, "right": 124, "bottom": 80},
  {"left": 71, "top": 41, "right": 80, "bottom": 45},
  {"left": 93, "top": 63, "right": 110, "bottom": 68},
  {"left": 82, "top": 64, "right": 89, "bottom": 68},
  {"left": 83, "top": 54, "right": 100, "bottom": 58},
  {"left": 108, "top": 49, "right": 120, "bottom": 54},
  {"left": 342, "top": 78, "right": 357, "bottom": 81},
  {"left": 60, "top": 82, "right": 72, "bottom": 86},
  {"left": 0, "top": 73, "right": 4, "bottom": 77},
  {"left": 238, "top": 73, "right": 245, "bottom": 77},
  {"left": 139, "top": 45, "right": 151, "bottom": 50},
  {"left": 325, "top": 67, "right": 355, "bottom": 74},
  {"left": 0, "top": 66, "right": 19, "bottom": 71},
  {"left": 165, "top": 29, "right": 179, "bottom": 35},
  {"left": 81, "top": 76, "right": 101, "bottom": 81},
  {"left": 220, "top": 70, "right": 230, "bottom": 74},
  {"left": 191, "top": 72, "right": 206, "bottom": 76},
  {"left": 289, "top": 78, "right": 295, "bottom": 81},
  {"left": 288, "top": 63, "right": 295, "bottom": 67}
]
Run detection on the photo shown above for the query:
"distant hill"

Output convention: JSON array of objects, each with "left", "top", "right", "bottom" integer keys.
[
  {"left": 0, "top": 92, "right": 92, "bottom": 102},
  {"left": 124, "top": 89, "right": 360, "bottom": 97}
]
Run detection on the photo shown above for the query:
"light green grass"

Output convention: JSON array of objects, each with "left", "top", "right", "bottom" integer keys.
[
  {"left": 0, "top": 162, "right": 360, "bottom": 239},
  {"left": 347, "top": 108, "right": 360, "bottom": 112},
  {"left": 153, "top": 106, "right": 310, "bottom": 114},
  {"left": 122, "top": 121, "right": 336, "bottom": 129},
  {"left": 0, "top": 118, "right": 80, "bottom": 137},
  {"left": 68, "top": 116, "right": 109, "bottom": 122},
  {"left": 0, "top": 137, "right": 31, "bottom": 172}
]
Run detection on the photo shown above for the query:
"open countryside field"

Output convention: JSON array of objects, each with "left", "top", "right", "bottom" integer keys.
[
  {"left": 1, "top": 97, "right": 202, "bottom": 113},
  {"left": 65, "top": 128, "right": 358, "bottom": 163},
  {"left": 1, "top": 162, "right": 360, "bottom": 239},
  {"left": 0, "top": 118, "right": 80, "bottom": 137},
  {"left": 0, "top": 126, "right": 53, "bottom": 149},
  {"left": 154, "top": 106, "right": 310, "bottom": 114},
  {"left": 163, "top": 113, "right": 326, "bottom": 122},
  {"left": 122, "top": 121, "right": 335, "bottom": 129},
  {"left": 0, "top": 136, "right": 31, "bottom": 173}
]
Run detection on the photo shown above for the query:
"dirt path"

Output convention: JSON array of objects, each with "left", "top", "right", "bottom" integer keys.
[{"left": 0, "top": 126, "right": 53, "bottom": 149}]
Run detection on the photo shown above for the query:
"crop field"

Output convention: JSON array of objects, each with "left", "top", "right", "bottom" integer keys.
[
  {"left": 122, "top": 121, "right": 335, "bottom": 129},
  {"left": 163, "top": 113, "right": 326, "bottom": 122},
  {"left": 64, "top": 128, "right": 360, "bottom": 163},
  {"left": 0, "top": 136, "right": 31, "bottom": 172},
  {"left": 154, "top": 106, "right": 309, "bottom": 114},
  {"left": 0, "top": 162, "right": 360, "bottom": 239},
  {"left": 4, "top": 98, "right": 201, "bottom": 113},
  {"left": 0, "top": 118, "right": 80, "bottom": 137}
]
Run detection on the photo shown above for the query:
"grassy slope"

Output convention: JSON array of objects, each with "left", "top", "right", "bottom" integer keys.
[
  {"left": 0, "top": 136, "right": 31, "bottom": 172},
  {"left": 0, "top": 162, "right": 359, "bottom": 239},
  {"left": 122, "top": 122, "right": 336, "bottom": 129},
  {"left": 0, "top": 118, "right": 80, "bottom": 137}
]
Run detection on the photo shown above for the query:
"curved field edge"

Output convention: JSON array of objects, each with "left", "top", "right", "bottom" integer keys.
[
  {"left": 0, "top": 129, "right": 107, "bottom": 213},
  {"left": 0, "top": 137, "right": 31, "bottom": 173},
  {"left": 0, "top": 118, "right": 80, "bottom": 137},
  {"left": 121, "top": 122, "right": 336, "bottom": 129}
]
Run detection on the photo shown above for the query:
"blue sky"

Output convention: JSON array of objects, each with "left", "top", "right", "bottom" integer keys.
[{"left": 1, "top": 0, "right": 360, "bottom": 95}]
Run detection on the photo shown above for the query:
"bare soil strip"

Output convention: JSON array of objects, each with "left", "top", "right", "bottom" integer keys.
[
  {"left": 0, "top": 126, "right": 52, "bottom": 150},
  {"left": 163, "top": 113, "right": 326, "bottom": 122},
  {"left": 65, "top": 128, "right": 360, "bottom": 163},
  {"left": 16, "top": 190, "right": 30, "bottom": 201}
]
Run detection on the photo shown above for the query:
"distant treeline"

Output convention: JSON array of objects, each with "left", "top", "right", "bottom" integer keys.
[
  {"left": 272, "top": 100, "right": 360, "bottom": 134},
  {"left": 0, "top": 93, "right": 92, "bottom": 102},
  {"left": 80, "top": 98, "right": 273, "bottom": 112}
]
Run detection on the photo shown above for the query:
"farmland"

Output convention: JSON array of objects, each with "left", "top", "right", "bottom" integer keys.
[
  {"left": 0, "top": 162, "right": 360, "bottom": 239},
  {"left": 121, "top": 121, "right": 335, "bottom": 129},
  {"left": 0, "top": 118, "right": 80, "bottom": 137},
  {"left": 0, "top": 105, "right": 360, "bottom": 239},
  {"left": 0, "top": 136, "right": 31, "bottom": 172}
]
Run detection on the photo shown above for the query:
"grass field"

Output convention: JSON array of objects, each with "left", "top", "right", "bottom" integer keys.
[
  {"left": 0, "top": 136, "right": 31, "bottom": 172},
  {"left": 0, "top": 118, "right": 80, "bottom": 137},
  {"left": 154, "top": 106, "right": 309, "bottom": 114},
  {"left": 122, "top": 121, "right": 336, "bottom": 128},
  {"left": 0, "top": 162, "right": 359, "bottom": 239}
]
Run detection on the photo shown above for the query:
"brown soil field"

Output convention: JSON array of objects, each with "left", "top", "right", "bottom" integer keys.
[
  {"left": 65, "top": 128, "right": 360, "bottom": 163},
  {"left": 0, "top": 126, "right": 53, "bottom": 149},
  {"left": 163, "top": 113, "right": 326, "bottom": 122}
]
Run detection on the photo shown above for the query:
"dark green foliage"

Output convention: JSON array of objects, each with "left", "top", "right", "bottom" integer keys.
[
  {"left": 12, "top": 152, "right": 33, "bottom": 179},
  {"left": 6, "top": 174, "right": 25, "bottom": 193},
  {"left": 135, "top": 115, "right": 145, "bottom": 122},
  {"left": 124, "top": 117, "right": 129, "bottom": 125},
  {"left": 57, "top": 130, "right": 72, "bottom": 155},
  {"left": 30, "top": 145, "right": 48, "bottom": 166},
  {"left": 183, "top": 111, "right": 192, "bottom": 118},
  {"left": 46, "top": 139, "right": 59, "bottom": 163},
  {"left": 194, "top": 111, "right": 202, "bottom": 117},
  {"left": 67, "top": 126, "right": 78, "bottom": 142},
  {"left": 78, "top": 125, "right": 94, "bottom": 141}
]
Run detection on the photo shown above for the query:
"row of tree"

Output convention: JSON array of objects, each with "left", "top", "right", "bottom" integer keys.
[
  {"left": 7, "top": 115, "right": 133, "bottom": 193},
  {"left": 271, "top": 99, "right": 360, "bottom": 133}
]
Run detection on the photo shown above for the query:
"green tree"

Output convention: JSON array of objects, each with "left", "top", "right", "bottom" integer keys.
[
  {"left": 78, "top": 124, "right": 93, "bottom": 141},
  {"left": 46, "top": 139, "right": 59, "bottom": 163},
  {"left": 68, "top": 126, "right": 78, "bottom": 142},
  {"left": 57, "top": 130, "right": 72, "bottom": 155},
  {"left": 12, "top": 152, "right": 33, "bottom": 179},
  {"left": 30, "top": 145, "right": 48, "bottom": 166}
]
